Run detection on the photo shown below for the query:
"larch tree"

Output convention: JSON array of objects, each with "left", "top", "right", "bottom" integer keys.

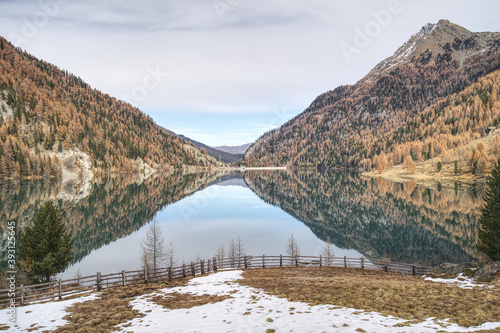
[
  {"left": 165, "top": 241, "right": 177, "bottom": 268},
  {"left": 236, "top": 235, "right": 245, "bottom": 258},
  {"left": 321, "top": 242, "right": 335, "bottom": 266},
  {"left": 405, "top": 155, "right": 416, "bottom": 173},
  {"left": 228, "top": 238, "right": 237, "bottom": 266},
  {"left": 216, "top": 244, "right": 226, "bottom": 268},
  {"left": 286, "top": 233, "right": 300, "bottom": 258},
  {"left": 477, "top": 159, "right": 500, "bottom": 261},
  {"left": 141, "top": 219, "right": 166, "bottom": 271},
  {"left": 377, "top": 162, "right": 384, "bottom": 174}
]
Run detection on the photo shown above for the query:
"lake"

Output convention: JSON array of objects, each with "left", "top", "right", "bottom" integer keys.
[{"left": 0, "top": 170, "right": 484, "bottom": 281}]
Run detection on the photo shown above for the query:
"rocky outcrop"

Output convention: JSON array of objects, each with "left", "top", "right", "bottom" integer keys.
[
  {"left": 50, "top": 148, "right": 94, "bottom": 203},
  {"left": 433, "top": 263, "right": 467, "bottom": 276},
  {"left": 433, "top": 261, "right": 500, "bottom": 282},
  {"left": 473, "top": 262, "right": 500, "bottom": 282}
]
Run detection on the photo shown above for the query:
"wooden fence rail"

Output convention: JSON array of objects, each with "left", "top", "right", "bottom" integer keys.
[{"left": 0, "top": 255, "right": 431, "bottom": 308}]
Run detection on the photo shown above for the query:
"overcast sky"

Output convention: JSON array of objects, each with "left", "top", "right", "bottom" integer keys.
[{"left": 1, "top": 0, "right": 500, "bottom": 146}]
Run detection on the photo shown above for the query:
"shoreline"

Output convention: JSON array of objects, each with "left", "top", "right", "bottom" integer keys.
[
  {"left": 362, "top": 164, "right": 487, "bottom": 188},
  {"left": 217, "top": 166, "right": 288, "bottom": 171}
]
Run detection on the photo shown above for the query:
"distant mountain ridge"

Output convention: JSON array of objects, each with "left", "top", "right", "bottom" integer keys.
[
  {"left": 159, "top": 126, "right": 243, "bottom": 164},
  {"left": 243, "top": 20, "right": 500, "bottom": 169},
  {"left": 214, "top": 143, "right": 251, "bottom": 155}
]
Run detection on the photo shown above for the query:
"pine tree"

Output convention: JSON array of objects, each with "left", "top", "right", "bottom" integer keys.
[
  {"left": 18, "top": 201, "right": 73, "bottom": 283},
  {"left": 477, "top": 159, "right": 500, "bottom": 261}
]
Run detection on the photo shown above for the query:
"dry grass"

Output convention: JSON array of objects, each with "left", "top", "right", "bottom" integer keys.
[
  {"left": 150, "top": 292, "right": 231, "bottom": 309},
  {"left": 54, "top": 278, "right": 192, "bottom": 333},
  {"left": 239, "top": 267, "right": 500, "bottom": 327}
]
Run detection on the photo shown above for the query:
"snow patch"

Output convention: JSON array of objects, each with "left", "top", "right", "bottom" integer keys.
[
  {"left": 116, "top": 270, "right": 500, "bottom": 332},
  {"left": 424, "top": 273, "right": 499, "bottom": 290},
  {"left": 0, "top": 293, "right": 100, "bottom": 332},
  {"left": 3, "top": 271, "right": 499, "bottom": 332}
]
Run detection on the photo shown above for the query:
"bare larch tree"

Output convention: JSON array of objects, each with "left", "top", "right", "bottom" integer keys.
[
  {"left": 141, "top": 219, "right": 166, "bottom": 271},
  {"left": 286, "top": 233, "right": 300, "bottom": 259}
]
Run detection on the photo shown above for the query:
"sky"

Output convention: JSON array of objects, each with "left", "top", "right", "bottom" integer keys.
[{"left": 1, "top": 0, "right": 500, "bottom": 146}]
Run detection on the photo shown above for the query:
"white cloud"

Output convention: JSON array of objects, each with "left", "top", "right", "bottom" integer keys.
[{"left": 1, "top": 0, "right": 500, "bottom": 145}]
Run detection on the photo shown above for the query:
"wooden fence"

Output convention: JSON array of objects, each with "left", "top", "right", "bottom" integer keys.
[{"left": 0, "top": 255, "right": 431, "bottom": 308}]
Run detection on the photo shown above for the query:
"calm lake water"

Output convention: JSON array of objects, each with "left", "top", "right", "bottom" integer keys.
[{"left": 0, "top": 170, "right": 484, "bottom": 280}]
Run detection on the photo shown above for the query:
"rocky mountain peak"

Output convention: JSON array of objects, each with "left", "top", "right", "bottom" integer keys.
[{"left": 361, "top": 19, "right": 500, "bottom": 83}]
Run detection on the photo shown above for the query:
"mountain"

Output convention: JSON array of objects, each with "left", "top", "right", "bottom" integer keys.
[
  {"left": 362, "top": 20, "right": 500, "bottom": 83},
  {"left": 243, "top": 20, "right": 500, "bottom": 169},
  {"left": 0, "top": 36, "right": 221, "bottom": 180},
  {"left": 369, "top": 69, "right": 500, "bottom": 179},
  {"left": 214, "top": 143, "right": 251, "bottom": 155},
  {"left": 159, "top": 126, "right": 242, "bottom": 164}
]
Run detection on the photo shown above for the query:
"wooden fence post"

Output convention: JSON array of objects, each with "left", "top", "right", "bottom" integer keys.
[
  {"left": 344, "top": 256, "right": 347, "bottom": 268},
  {"left": 384, "top": 258, "right": 388, "bottom": 272},
  {"left": 144, "top": 267, "right": 149, "bottom": 283},
  {"left": 280, "top": 254, "right": 283, "bottom": 267},
  {"left": 97, "top": 272, "right": 101, "bottom": 291},
  {"left": 213, "top": 257, "right": 218, "bottom": 272},
  {"left": 201, "top": 260, "right": 205, "bottom": 275},
  {"left": 191, "top": 262, "right": 196, "bottom": 277},
  {"left": 262, "top": 255, "right": 265, "bottom": 268},
  {"left": 183, "top": 263, "right": 187, "bottom": 278},
  {"left": 122, "top": 270, "right": 126, "bottom": 287},
  {"left": 295, "top": 255, "right": 298, "bottom": 267},
  {"left": 208, "top": 259, "right": 211, "bottom": 273},
  {"left": 20, "top": 284, "right": 24, "bottom": 306},
  {"left": 244, "top": 256, "right": 248, "bottom": 269},
  {"left": 168, "top": 267, "right": 173, "bottom": 282},
  {"left": 319, "top": 255, "right": 322, "bottom": 267},
  {"left": 58, "top": 279, "right": 62, "bottom": 300},
  {"left": 412, "top": 265, "right": 416, "bottom": 276},
  {"left": 361, "top": 257, "right": 365, "bottom": 269}
]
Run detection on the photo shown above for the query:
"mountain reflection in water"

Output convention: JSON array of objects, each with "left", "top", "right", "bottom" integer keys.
[{"left": 0, "top": 169, "right": 483, "bottom": 282}]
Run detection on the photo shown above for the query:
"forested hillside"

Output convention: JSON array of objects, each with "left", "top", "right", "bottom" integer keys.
[
  {"left": 243, "top": 20, "right": 500, "bottom": 170},
  {"left": 0, "top": 36, "right": 220, "bottom": 179},
  {"left": 371, "top": 70, "right": 500, "bottom": 177}
]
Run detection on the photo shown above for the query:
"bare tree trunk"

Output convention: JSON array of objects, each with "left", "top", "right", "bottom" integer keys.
[
  {"left": 286, "top": 234, "right": 300, "bottom": 258},
  {"left": 141, "top": 219, "right": 166, "bottom": 271},
  {"left": 322, "top": 242, "right": 335, "bottom": 266}
]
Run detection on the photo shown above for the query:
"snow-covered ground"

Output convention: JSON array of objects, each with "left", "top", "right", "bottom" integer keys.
[
  {"left": 2, "top": 270, "right": 500, "bottom": 332},
  {"left": 1, "top": 293, "right": 99, "bottom": 332}
]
